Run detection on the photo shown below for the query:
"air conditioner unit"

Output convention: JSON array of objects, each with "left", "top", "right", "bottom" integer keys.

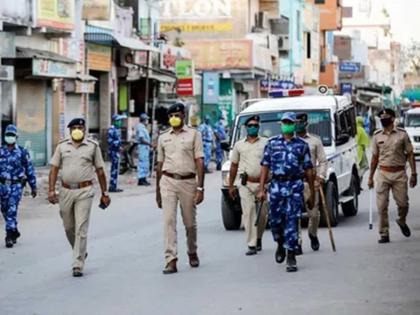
[
  {"left": 255, "top": 11, "right": 269, "bottom": 29},
  {"left": 278, "top": 35, "right": 290, "bottom": 51}
]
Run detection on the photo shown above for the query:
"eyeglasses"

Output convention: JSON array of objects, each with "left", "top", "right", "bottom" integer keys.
[{"left": 246, "top": 124, "right": 259, "bottom": 128}]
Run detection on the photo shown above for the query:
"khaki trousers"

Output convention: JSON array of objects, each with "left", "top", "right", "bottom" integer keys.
[
  {"left": 59, "top": 186, "right": 94, "bottom": 270},
  {"left": 303, "top": 182, "right": 320, "bottom": 238},
  {"left": 160, "top": 175, "right": 197, "bottom": 264},
  {"left": 376, "top": 170, "right": 409, "bottom": 237},
  {"left": 238, "top": 183, "right": 268, "bottom": 247}
]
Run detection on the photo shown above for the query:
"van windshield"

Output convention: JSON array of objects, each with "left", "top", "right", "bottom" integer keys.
[
  {"left": 405, "top": 114, "right": 420, "bottom": 127},
  {"left": 235, "top": 110, "right": 332, "bottom": 146}
]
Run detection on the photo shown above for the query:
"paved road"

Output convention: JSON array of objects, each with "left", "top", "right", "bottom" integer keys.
[{"left": 0, "top": 167, "right": 419, "bottom": 315}]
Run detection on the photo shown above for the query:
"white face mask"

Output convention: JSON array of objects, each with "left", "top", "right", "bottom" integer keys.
[{"left": 5, "top": 136, "right": 16, "bottom": 145}]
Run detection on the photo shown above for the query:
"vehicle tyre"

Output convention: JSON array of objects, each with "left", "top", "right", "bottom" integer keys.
[
  {"left": 320, "top": 181, "right": 339, "bottom": 227},
  {"left": 342, "top": 173, "right": 359, "bottom": 217},
  {"left": 221, "top": 194, "right": 241, "bottom": 230}
]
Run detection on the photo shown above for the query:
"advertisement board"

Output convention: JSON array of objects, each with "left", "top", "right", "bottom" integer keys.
[
  {"left": 37, "top": 0, "right": 75, "bottom": 30},
  {"left": 203, "top": 72, "right": 219, "bottom": 104},
  {"left": 176, "top": 60, "right": 194, "bottom": 96},
  {"left": 82, "top": 0, "right": 111, "bottom": 21}
]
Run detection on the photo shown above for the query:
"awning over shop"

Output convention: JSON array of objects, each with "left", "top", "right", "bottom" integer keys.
[
  {"left": 16, "top": 47, "right": 77, "bottom": 64},
  {"left": 148, "top": 68, "right": 177, "bottom": 84},
  {"left": 85, "top": 25, "right": 159, "bottom": 52}
]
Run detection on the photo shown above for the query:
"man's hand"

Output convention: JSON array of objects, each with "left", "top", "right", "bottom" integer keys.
[
  {"left": 100, "top": 194, "right": 111, "bottom": 208},
  {"left": 410, "top": 174, "right": 417, "bottom": 188},
  {"left": 257, "top": 189, "right": 266, "bottom": 202},
  {"left": 194, "top": 190, "right": 204, "bottom": 205},
  {"left": 368, "top": 177, "right": 374, "bottom": 189},
  {"left": 156, "top": 189, "right": 162, "bottom": 209},
  {"left": 307, "top": 195, "right": 315, "bottom": 210},
  {"left": 31, "top": 189, "right": 37, "bottom": 198},
  {"left": 228, "top": 186, "right": 237, "bottom": 200},
  {"left": 48, "top": 191, "right": 58, "bottom": 204}
]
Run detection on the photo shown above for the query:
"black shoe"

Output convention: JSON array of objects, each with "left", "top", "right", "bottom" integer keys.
[
  {"left": 256, "top": 239, "right": 262, "bottom": 251},
  {"left": 138, "top": 179, "right": 144, "bottom": 186},
  {"left": 205, "top": 168, "right": 212, "bottom": 174},
  {"left": 72, "top": 267, "right": 83, "bottom": 277},
  {"left": 5, "top": 232, "right": 13, "bottom": 248},
  {"left": 246, "top": 246, "right": 257, "bottom": 256},
  {"left": 396, "top": 220, "right": 411, "bottom": 237},
  {"left": 309, "top": 234, "right": 320, "bottom": 251},
  {"left": 275, "top": 242, "right": 286, "bottom": 264},
  {"left": 378, "top": 235, "right": 390, "bottom": 243},
  {"left": 12, "top": 229, "right": 21, "bottom": 244},
  {"left": 142, "top": 180, "right": 151, "bottom": 186},
  {"left": 216, "top": 163, "right": 222, "bottom": 171},
  {"left": 286, "top": 252, "right": 298, "bottom": 272},
  {"left": 295, "top": 244, "right": 303, "bottom": 256},
  {"left": 109, "top": 188, "right": 123, "bottom": 193},
  {"left": 162, "top": 259, "right": 178, "bottom": 274}
]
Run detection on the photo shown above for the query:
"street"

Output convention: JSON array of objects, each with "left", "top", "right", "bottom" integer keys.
[{"left": 0, "top": 165, "right": 419, "bottom": 315}]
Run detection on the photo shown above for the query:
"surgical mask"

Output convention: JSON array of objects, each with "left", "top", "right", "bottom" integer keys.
[
  {"left": 246, "top": 126, "right": 259, "bottom": 137},
  {"left": 71, "top": 129, "right": 84, "bottom": 141},
  {"left": 169, "top": 117, "right": 182, "bottom": 127},
  {"left": 295, "top": 122, "right": 306, "bottom": 133},
  {"left": 380, "top": 117, "right": 393, "bottom": 128},
  {"left": 281, "top": 124, "right": 295, "bottom": 135},
  {"left": 114, "top": 121, "right": 122, "bottom": 128},
  {"left": 4, "top": 136, "right": 16, "bottom": 145}
]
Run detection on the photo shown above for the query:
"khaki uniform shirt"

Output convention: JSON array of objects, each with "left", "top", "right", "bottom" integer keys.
[
  {"left": 301, "top": 133, "right": 328, "bottom": 178},
  {"left": 157, "top": 125, "right": 204, "bottom": 175},
  {"left": 50, "top": 138, "right": 105, "bottom": 183},
  {"left": 371, "top": 127, "right": 413, "bottom": 167},
  {"left": 231, "top": 137, "right": 268, "bottom": 179}
]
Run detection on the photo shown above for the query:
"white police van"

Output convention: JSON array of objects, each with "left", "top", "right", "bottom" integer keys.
[
  {"left": 221, "top": 93, "right": 360, "bottom": 230},
  {"left": 404, "top": 108, "right": 420, "bottom": 156}
]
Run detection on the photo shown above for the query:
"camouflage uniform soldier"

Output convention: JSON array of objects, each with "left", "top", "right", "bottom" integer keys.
[
  {"left": 258, "top": 112, "right": 314, "bottom": 272},
  {"left": 107, "top": 115, "right": 125, "bottom": 193},
  {"left": 368, "top": 108, "right": 417, "bottom": 243},
  {"left": 0, "top": 124, "right": 37, "bottom": 248},
  {"left": 198, "top": 115, "right": 214, "bottom": 173}
]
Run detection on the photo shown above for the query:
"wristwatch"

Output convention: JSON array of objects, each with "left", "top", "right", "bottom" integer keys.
[
  {"left": 197, "top": 187, "right": 204, "bottom": 192},
  {"left": 102, "top": 191, "right": 110, "bottom": 197}
]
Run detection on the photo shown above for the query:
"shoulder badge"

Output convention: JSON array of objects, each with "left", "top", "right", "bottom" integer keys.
[
  {"left": 373, "top": 129, "right": 382, "bottom": 135},
  {"left": 160, "top": 127, "right": 171, "bottom": 135},
  {"left": 396, "top": 127, "right": 407, "bottom": 133}
]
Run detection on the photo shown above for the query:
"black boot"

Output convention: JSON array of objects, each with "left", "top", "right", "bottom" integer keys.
[
  {"left": 295, "top": 244, "right": 303, "bottom": 256},
  {"left": 275, "top": 241, "right": 286, "bottom": 264},
  {"left": 309, "top": 234, "right": 320, "bottom": 251},
  {"left": 286, "top": 251, "right": 298, "bottom": 272},
  {"left": 256, "top": 238, "right": 262, "bottom": 251},
  {"left": 12, "top": 229, "right": 21, "bottom": 244},
  {"left": 216, "top": 163, "right": 222, "bottom": 171},
  {"left": 245, "top": 246, "right": 257, "bottom": 256},
  {"left": 5, "top": 231, "right": 13, "bottom": 248}
]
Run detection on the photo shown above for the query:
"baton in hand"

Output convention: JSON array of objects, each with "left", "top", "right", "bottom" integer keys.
[
  {"left": 254, "top": 201, "right": 264, "bottom": 227},
  {"left": 369, "top": 188, "right": 373, "bottom": 230},
  {"left": 319, "top": 187, "right": 336, "bottom": 252}
]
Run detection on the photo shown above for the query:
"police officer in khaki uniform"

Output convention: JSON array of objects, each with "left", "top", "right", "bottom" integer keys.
[
  {"left": 368, "top": 108, "right": 417, "bottom": 243},
  {"left": 156, "top": 103, "right": 205, "bottom": 274},
  {"left": 48, "top": 118, "right": 110, "bottom": 277},
  {"left": 296, "top": 113, "right": 327, "bottom": 252},
  {"left": 228, "top": 115, "right": 268, "bottom": 256}
]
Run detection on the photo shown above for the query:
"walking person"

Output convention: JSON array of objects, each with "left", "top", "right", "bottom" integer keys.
[
  {"left": 156, "top": 103, "right": 205, "bottom": 274},
  {"left": 228, "top": 115, "right": 268, "bottom": 256},
  {"left": 296, "top": 113, "right": 327, "bottom": 253},
  {"left": 368, "top": 108, "right": 417, "bottom": 243},
  {"left": 107, "top": 114, "right": 125, "bottom": 193},
  {"left": 48, "top": 118, "right": 110, "bottom": 277},
  {"left": 257, "top": 112, "right": 315, "bottom": 272},
  {"left": 0, "top": 124, "right": 37, "bottom": 248},
  {"left": 198, "top": 115, "right": 214, "bottom": 173},
  {"left": 136, "top": 113, "right": 152, "bottom": 186},
  {"left": 214, "top": 116, "right": 227, "bottom": 171}
]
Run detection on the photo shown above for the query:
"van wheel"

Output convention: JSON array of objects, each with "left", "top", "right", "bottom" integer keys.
[
  {"left": 320, "top": 181, "right": 339, "bottom": 227},
  {"left": 221, "top": 195, "right": 241, "bottom": 230},
  {"left": 342, "top": 174, "right": 359, "bottom": 217}
]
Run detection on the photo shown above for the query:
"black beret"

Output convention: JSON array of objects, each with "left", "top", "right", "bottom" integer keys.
[
  {"left": 168, "top": 103, "right": 185, "bottom": 114},
  {"left": 244, "top": 115, "right": 260, "bottom": 125},
  {"left": 377, "top": 108, "right": 395, "bottom": 118},
  {"left": 67, "top": 118, "right": 86, "bottom": 128},
  {"left": 296, "top": 113, "right": 308, "bottom": 122}
]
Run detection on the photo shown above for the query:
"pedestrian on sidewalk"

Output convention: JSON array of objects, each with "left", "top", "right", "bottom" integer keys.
[
  {"left": 368, "top": 108, "right": 417, "bottom": 244},
  {"left": 107, "top": 114, "right": 125, "bottom": 193},
  {"left": 257, "top": 112, "right": 315, "bottom": 272},
  {"left": 156, "top": 103, "right": 205, "bottom": 274},
  {"left": 0, "top": 124, "right": 37, "bottom": 248},
  {"left": 228, "top": 115, "right": 268, "bottom": 256},
  {"left": 198, "top": 115, "right": 214, "bottom": 173},
  {"left": 136, "top": 113, "right": 152, "bottom": 186},
  {"left": 48, "top": 118, "right": 110, "bottom": 277},
  {"left": 296, "top": 113, "right": 327, "bottom": 254}
]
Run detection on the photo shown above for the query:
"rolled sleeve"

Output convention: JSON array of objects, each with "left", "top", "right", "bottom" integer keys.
[
  {"left": 94, "top": 146, "right": 105, "bottom": 169},
  {"left": 50, "top": 146, "right": 61, "bottom": 167},
  {"left": 371, "top": 136, "right": 379, "bottom": 156},
  {"left": 403, "top": 132, "right": 414, "bottom": 154},
  {"left": 193, "top": 131, "right": 204, "bottom": 159},
  {"left": 230, "top": 143, "right": 240, "bottom": 164},
  {"left": 157, "top": 137, "right": 164, "bottom": 163},
  {"left": 260, "top": 142, "right": 272, "bottom": 167}
]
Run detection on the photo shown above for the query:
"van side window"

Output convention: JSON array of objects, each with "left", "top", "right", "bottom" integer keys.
[{"left": 344, "top": 107, "right": 357, "bottom": 137}]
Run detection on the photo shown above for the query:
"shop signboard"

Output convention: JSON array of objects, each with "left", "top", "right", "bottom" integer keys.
[
  {"left": 87, "top": 43, "right": 112, "bottom": 71},
  {"left": 339, "top": 61, "right": 361, "bottom": 73},
  {"left": 260, "top": 79, "right": 296, "bottom": 91},
  {"left": 82, "top": 0, "right": 111, "bottom": 21},
  {"left": 184, "top": 40, "right": 252, "bottom": 70},
  {"left": 32, "top": 59, "right": 76, "bottom": 78},
  {"left": 37, "top": 0, "right": 75, "bottom": 30},
  {"left": 176, "top": 60, "right": 194, "bottom": 96},
  {"left": 160, "top": 45, "right": 191, "bottom": 72},
  {"left": 203, "top": 72, "right": 219, "bottom": 104}
]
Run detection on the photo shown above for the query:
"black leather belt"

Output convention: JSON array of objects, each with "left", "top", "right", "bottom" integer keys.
[
  {"left": 272, "top": 175, "right": 304, "bottom": 182},
  {"left": 0, "top": 178, "right": 24, "bottom": 185},
  {"left": 163, "top": 171, "right": 196, "bottom": 180}
]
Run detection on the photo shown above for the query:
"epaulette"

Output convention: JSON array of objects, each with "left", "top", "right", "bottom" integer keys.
[
  {"left": 160, "top": 127, "right": 171, "bottom": 134},
  {"left": 59, "top": 138, "right": 70, "bottom": 144},
  {"left": 396, "top": 127, "right": 407, "bottom": 133},
  {"left": 373, "top": 129, "right": 382, "bottom": 135},
  {"left": 87, "top": 138, "right": 99, "bottom": 146}
]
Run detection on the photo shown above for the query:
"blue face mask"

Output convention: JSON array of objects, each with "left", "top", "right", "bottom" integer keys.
[{"left": 246, "top": 126, "right": 259, "bottom": 137}]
